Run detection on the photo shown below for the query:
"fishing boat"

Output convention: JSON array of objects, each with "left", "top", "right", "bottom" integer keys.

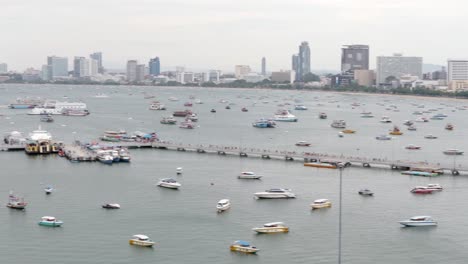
[
  {"left": 38, "top": 216, "right": 63, "bottom": 227},
  {"left": 184, "top": 102, "right": 193, "bottom": 107},
  {"left": 380, "top": 116, "right": 392, "bottom": 123},
  {"left": 304, "top": 162, "right": 337, "bottom": 169},
  {"left": 102, "top": 203, "right": 121, "bottom": 209},
  {"left": 254, "top": 188, "right": 296, "bottom": 199},
  {"left": 97, "top": 154, "right": 113, "bottom": 165},
  {"left": 238, "top": 172, "right": 262, "bottom": 179},
  {"left": 210, "top": 109, "right": 216, "bottom": 113},
  {"left": 273, "top": 110, "right": 297, "bottom": 122},
  {"left": 443, "top": 149, "right": 463, "bottom": 155},
  {"left": 230, "top": 240, "right": 259, "bottom": 254},
  {"left": 173, "top": 110, "right": 192, "bottom": 117},
  {"left": 342, "top": 129, "right": 355, "bottom": 134},
  {"left": 241, "top": 107, "right": 248, "bottom": 112},
  {"left": 407, "top": 125, "right": 417, "bottom": 131},
  {"left": 399, "top": 216, "right": 437, "bottom": 227},
  {"left": 186, "top": 113, "right": 198, "bottom": 122},
  {"left": 331, "top": 120, "right": 346, "bottom": 128},
  {"left": 252, "top": 119, "right": 276, "bottom": 128},
  {"left": 6, "top": 191, "right": 27, "bottom": 210},
  {"left": 403, "top": 120, "right": 414, "bottom": 126},
  {"left": 252, "top": 222, "right": 289, "bottom": 233},
  {"left": 319, "top": 113, "right": 328, "bottom": 119},
  {"left": 376, "top": 135, "right": 392, "bottom": 140},
  {"left": 129, "top": 234, "right": 155, "bottom": 247},
  {"left": 160, "top": 116, "right": 177, "bottom": 125},
  {"left": 295, "top": 141, "right": 311, "bottom": 147},
  {"left": 44, "top": 186, "right": 53, "bottom": 195},
  {"left": 358, "top": 189, "right": 374, "bottom": 196},
  {"left": 311, "top": 199, "right": 332, "bottom": 209},
  {"left": 405, "top": 144, "right": 421, "bottom": 150},
  {"left": 225, "top": 105, "right": 231, "bottom": 110},
  {"left": 179, "top": 120, "right": 195, "bottom": 129},
  {"left": 149, "top": 102, "right": 166, "bottom": 110},
  {"left": 157, "top": 178, "right": 181, "bottom": 189},
  {"left": 410, "top": 186, "right": 434, "bottom": 194},
  {"left": 389, "top": 126, "right": 403, "bottom": 135},
  {"left": 216, "top": 199, "right": 231, "bottom": 213},
  {"left": 445, "top": 123, "right": 454, "bottom": 130}
]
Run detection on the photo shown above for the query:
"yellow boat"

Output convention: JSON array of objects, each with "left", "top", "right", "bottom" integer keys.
[
  {"left": 252, "top": 222, "right": 289, "bottom": 234},
  {"left": 230, "top": 240, "right": 259, "bottom": 254},
  {"left": 304, "top": 162, "right": 337, "bottom": 169},
  {"left": 389, "top": 126, "right": 403, "bottom": 135},
  {"left": 129, "top": 234, "right": 155, "bottom": 247},
  {"left": 311, "top": 199, "right": 332, "bottom": 209},
  {"left": 342, "top": 129, "right": 356, "bottom": 134}
]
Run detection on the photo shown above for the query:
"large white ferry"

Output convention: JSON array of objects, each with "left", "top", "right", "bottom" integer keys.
[{"left": 28, "top": 101, "right": 88, "bottom": 115}]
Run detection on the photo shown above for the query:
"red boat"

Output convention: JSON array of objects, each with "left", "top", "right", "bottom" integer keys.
[
  {"left": 173, "top": 110, "right": 193, "bottom": 117},
  {"left": 410, "top": 187, "right": 433, "bottom": 194}
]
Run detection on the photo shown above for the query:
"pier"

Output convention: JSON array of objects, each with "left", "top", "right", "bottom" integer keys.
[{"left": 1, "top": 141, "right": 466, "bottom": 175}]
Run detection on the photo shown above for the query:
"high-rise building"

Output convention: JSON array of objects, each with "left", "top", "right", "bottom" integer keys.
[
  {"left": 0, "top": 63, "right": 7, "bottom": 73},
  {"left": 234, "top": 65, "right": 251, "bottom": 79},
  {"left": 89, "top": 59, "right": 99, "bottom": 76},
  {"left": 41, "top": 65, "right": 52, "bottom": 81},
  {"left": 447, "top": 60, "right": 468, "bottom": 90},
  {"left": 149, "top": 57, "right": 161, "bottom": 76},
  {"left": 341, "top": 45, "right": 369, "bottom": 73},
  {"left": 297, "top": 41, "right": 311, "bottom": 81},
  {"left": 73, "top": 57, "right": 90, "bottom": 77},
  {"left": 136, "top": 64, "right": 146, "bottom": 82},
  {"left": 261, "top": 57, "right": 266, "bottom": 76},
  {"left": 90, "top": 52, "right": 104, "bottom": 74},
  {"left": 292, "top": 54, "right": 299, "bottom": 80},
  {"left": 203, "top": 70, "right": 221, "bottom": 83},
  {"left": 271, "top": 70, "right": 296, "bottom": 84},
  {"left": 376, "top": 54, "right": 423, "bottom": 85},
  {"left": 126, "top": 60, "right": 138, "bottom": 81},
  {"left": 47, "top": 56, "right": 69, "bottom": 78}
]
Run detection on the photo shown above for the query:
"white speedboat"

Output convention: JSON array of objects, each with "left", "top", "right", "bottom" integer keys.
[
  {"left": 238, "top": 172, "right": 262, "bottom": 179},
  {"left": 254, "top": 188, "right": 296, "bottom": 199},
  {"left": 149, "top": 103, "right": 166, "bottom": 110},
  {"left": 311, "top": 199, "right": 332, "bottom": 209},
  {"left": 176, "top": 167, "right": 183, "bottom": 175},
  {"left": 157, "top": 178, "right": 181, "bottom": 189},
  {"left": 216, "top": 199, "right": 231, "bottom": 213},
  {"left": 44, "top": 186, "right": 53, "bottom": 195},
  {"left": 273, "top": 110, "right": 298, "bottom": 122},
  {"left": 399, "top": 216, "right": 437, "bottom": 227},
  {"left": 129, "top": 234, "right": 155, "bottom": 247},
  {"left": 102, "top": 203, "right": 121, "bottom": 209},
  {"left": 443, "top": 149, "right": 463, "bottom": 155},
  {"left": 252, "top": 222, "right": 289, "bottom": 233}
]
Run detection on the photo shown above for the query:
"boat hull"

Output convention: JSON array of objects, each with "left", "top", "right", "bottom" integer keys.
[
  {"left": 129, "top": 239, "right": 154, "bottom": 247},
  {"left": 399, "top": 221, "right": 437, "bottom": 227},
  {"left": 254, "top": 194, "right": 295, "bottom": 199},
  {"left": 311, "top": 203, "right": 332, "bottom": 209},
  {"left": 304, "top": 163, "right": 337, "bottom": 169},
  {"left": 230, "top": 245, "right": 259, "bottom": 254},
  {"left": 252, "top": 227, "right": 289, "bottom": 233},
  {"left": 38, "top": 221, "right": 63, "bottom": 227}
]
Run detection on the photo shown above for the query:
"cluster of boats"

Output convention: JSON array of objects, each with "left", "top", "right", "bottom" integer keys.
[
  {"left": 100, "top": 130, "right": 158, "bottom": 143},
  {"left": 95, "top": 148, "right": 131, "bottom": 164}
]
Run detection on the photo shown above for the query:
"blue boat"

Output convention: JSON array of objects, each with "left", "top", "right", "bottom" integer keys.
[
  {"left": 401, "top": 171, "right": 439, "bottom": 177},
  {"left": 252, "top": 119, "right": 276, "bottom": 128}
]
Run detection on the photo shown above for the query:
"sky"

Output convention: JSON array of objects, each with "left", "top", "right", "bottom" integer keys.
[{"left": 1, "top": 0, "right": 467, "bottom": 72}]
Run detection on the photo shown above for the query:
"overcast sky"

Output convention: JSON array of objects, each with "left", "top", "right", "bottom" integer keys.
[{"left": 1, "top": 0, "right": 467, "bottom": 72}]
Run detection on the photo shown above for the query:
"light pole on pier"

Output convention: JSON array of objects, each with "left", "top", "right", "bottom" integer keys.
[{"left": 337, "top": 162, "right": 345, "bottom": 264}]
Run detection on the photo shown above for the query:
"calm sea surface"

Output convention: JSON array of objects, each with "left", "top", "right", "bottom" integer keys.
[{"left": 1, "top": 84, "right": 468, "bottom": 263}]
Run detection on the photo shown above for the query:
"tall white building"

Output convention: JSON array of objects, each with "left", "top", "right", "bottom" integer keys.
[
  {"left": 89, "top": 59, "right": 99, "bottom": 77},
  {"left": 176, "top": 72, "right": 194, "bottom": 84},
  {"left": 235, "top": 65, "right": 251, "bottom": 79},
  {"left": 0, "top": 63, "right": 7, "bottom": 73},
  {"left": 447, "top": 59, "right": 468, "bottom": 90},
  {"left": 203, "top": 70, "right": 221, "bottom": 83},
  {"left": 73, "top": 57, "right": 90, "bottom": 77},
  {"left": 47, "top": 56, "right": 69, "bottom": 78},
  {"left": 376, "top": 54, "right": 422, "bottom": 85},
  {"left": 126, "top": 60, "right": 138, "bottom": 81}
]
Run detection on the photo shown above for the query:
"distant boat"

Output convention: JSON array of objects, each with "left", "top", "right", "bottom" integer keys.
[
  {"left": 216, "top": 199, "right": 231, "bottom": 213},
  {"left": 44, "top": 186, "right": 53, "bottom": 195},
  {"left": 102, "top": 203, "right": 121, "bottom": 209},
  {"left": 176, "top": 167, "right": 183, "bottom": 175},
  {"left": 38, "top": 216, "right": 63, "bottom": 227},
  {"left": 6, "top": 191, "right": 27, "bottom": 210},
  {"left": 399, "top": 216, "right": 437, "bottom": 227},
  {"left": 129, "top": 234, "right": 155, "bottom": 247}
]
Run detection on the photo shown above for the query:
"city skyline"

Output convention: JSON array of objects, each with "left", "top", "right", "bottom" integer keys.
[{"left": 2, "top": 0, "right": 468, "bottom": 71}]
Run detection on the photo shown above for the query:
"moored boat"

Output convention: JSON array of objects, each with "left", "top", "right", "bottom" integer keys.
[
  {"left": 238, "top": 172, "right": 262, "bottom": 179},
  {"left": 176, "top": 167, "right": 183, "bottom": 175},
  {"left": 342, "top": 129, "right": 355, "bottom": 134},
  {"left": 304, "top": 162, "right": 337, "bottom": 169},
  {"left": 331, "top": 120, "right": 346, "bottom": 128},
  {"left": 445, "top": 123, "right": 454, "bottom": 130},
  {"left": 254, "top": 188, "right": 296, "bottom": 199},
  {"left": 443, "top": 149, "right": 463, "bottom": 155},
  {"left": 405, "top": 144, "right": 421, "bottom": 150},
  {"left": 295, "top": 141, "right": 311, "bottom": 147},
  {"left": 230, "top": 240, "right": 259, "bottom": 254},
  {"left": 401, "top": 171, "right": 439, "bottom": 177},
  {"left": 252, "top": 119, "right": 276, "bottom": 128},
  {"left": 358, "top": 189, "right": 374, "bottom": 196},
  {"left": 129, "top": 234, "right": 155, "bottom": 247},
  {"left": 273, "top": 110, "right": 297, "bottom": 122},
  {"left": 426, "top": 184, "right": 443, "bottom": 191},
  {"left": 157, "top": 178, "right": 181, "bottom": 189},
  {"left": 399, "top": 216, "right": 437, "bottom": 227},
  {"left": 173, "top": 110, "right": 192, "bottom": 117},
  {"left": 38, "top": 216, "right": 63, "bottom": 227},
  {"left": 102, "top": 203, "right": 121, "bottom": 209},
  {"left": 160, "top": 116, "right": 177, "bottom": 125},
  {"left": 294, "top": 105, "right": 307, "bottom": 110},
  {"left": 179, "top": 120, "right": 195, "bottom": 129},
  {"left": 252, "top": 222, "right": 289, "bottom": 233},
  {"left": 389, "top": 126, "right": 403, "bottom": 135},
  {"left": 241, "top": 107, "right": 248, "bottom": 112},
  {"left": 319, "top": 112, "right": 328, "bottom": 119},
  {"left": 311, "top": 199, "right": 332, "bottom": 209},
  {"left": 376, "top": 135, "right": 392, "bottom": 140},
  {"left": 216, "top": 199, "right": 231, "bottom": 213},
  {"left": 410, "top": 186, "right": 434, "bottom": 194},
  {"left": 380, "top": 116, "right": 392, "bottom": 123},
  {"left": 424, "top": 134, "right": 437, "bottom": 139},
  {"left": 44, "top": 186, "right": 53, "bottom": 195},
  {"left": 6, "top": 191, "right": 27, "bottom": 210}
]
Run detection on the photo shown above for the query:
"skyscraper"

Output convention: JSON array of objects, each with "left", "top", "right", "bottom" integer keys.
[
  {"left": 0, "top": 63, "right": 7, "bottom": 73},
  {"left": 126, "top": 60, "right": 138, "bottom": 81},
  {"left": 73, "top": 57, "right": 90, "bottom": 77},
  {"left": 90, "top": 52, "right": 104, "bottom": 74},
  {"left": 149, "top": 57, "right": 161, "bottom": 76},
  {"left": 297, "top": 41, "right": 311, "bottom": 81},
  {"left": 261, "top": 57, "right": 266, "bottom": 76},
  {"left": 447, "top": 59, "right": 468, "bottom": 90},
  {"left": 292, "top": 54, "right": 299, "bottom": 80},
  {"left": 136, "top": 64, "right": 146, "bottom": 82},
  {"left": 47, "top": 56, "right": 69, "bottom": 78},
  {"left": 341, "top": 45, "right": 369, "bottom": 73}
]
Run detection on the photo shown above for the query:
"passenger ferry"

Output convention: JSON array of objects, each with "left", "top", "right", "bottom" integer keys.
[{"left": 28, "top": 101, "right": 88, "bottom": 115}]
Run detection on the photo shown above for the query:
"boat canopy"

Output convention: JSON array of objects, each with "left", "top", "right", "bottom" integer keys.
[
  {"left": 218, "top": 199, "right": 230, "bottom": 204},
  {"left": 233, "top": 240, "right": 251, "bottom": 247},
  {"left": 162, "top": 178, "right": 177, "bottom": 183},
  {"left": 241, "top": 172, "right": 255, "bottom": 175},
  {"left": 266, "top": 188, "right": 288, "bottom": 193},
  {"left": 42, "top": 216, "right": 56, "bottom": 221},
  {"left": 133, "top": 234, "right": 149, "bottom": 240},
  {"left": 410, "top": 216, "right": 431, "bottom": 221},
  {"left": 264, "top": 222, "right": 284, "bottom": 227},
  {"left": 314, "top": 199, "right": 329, "bottom": 203}
]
